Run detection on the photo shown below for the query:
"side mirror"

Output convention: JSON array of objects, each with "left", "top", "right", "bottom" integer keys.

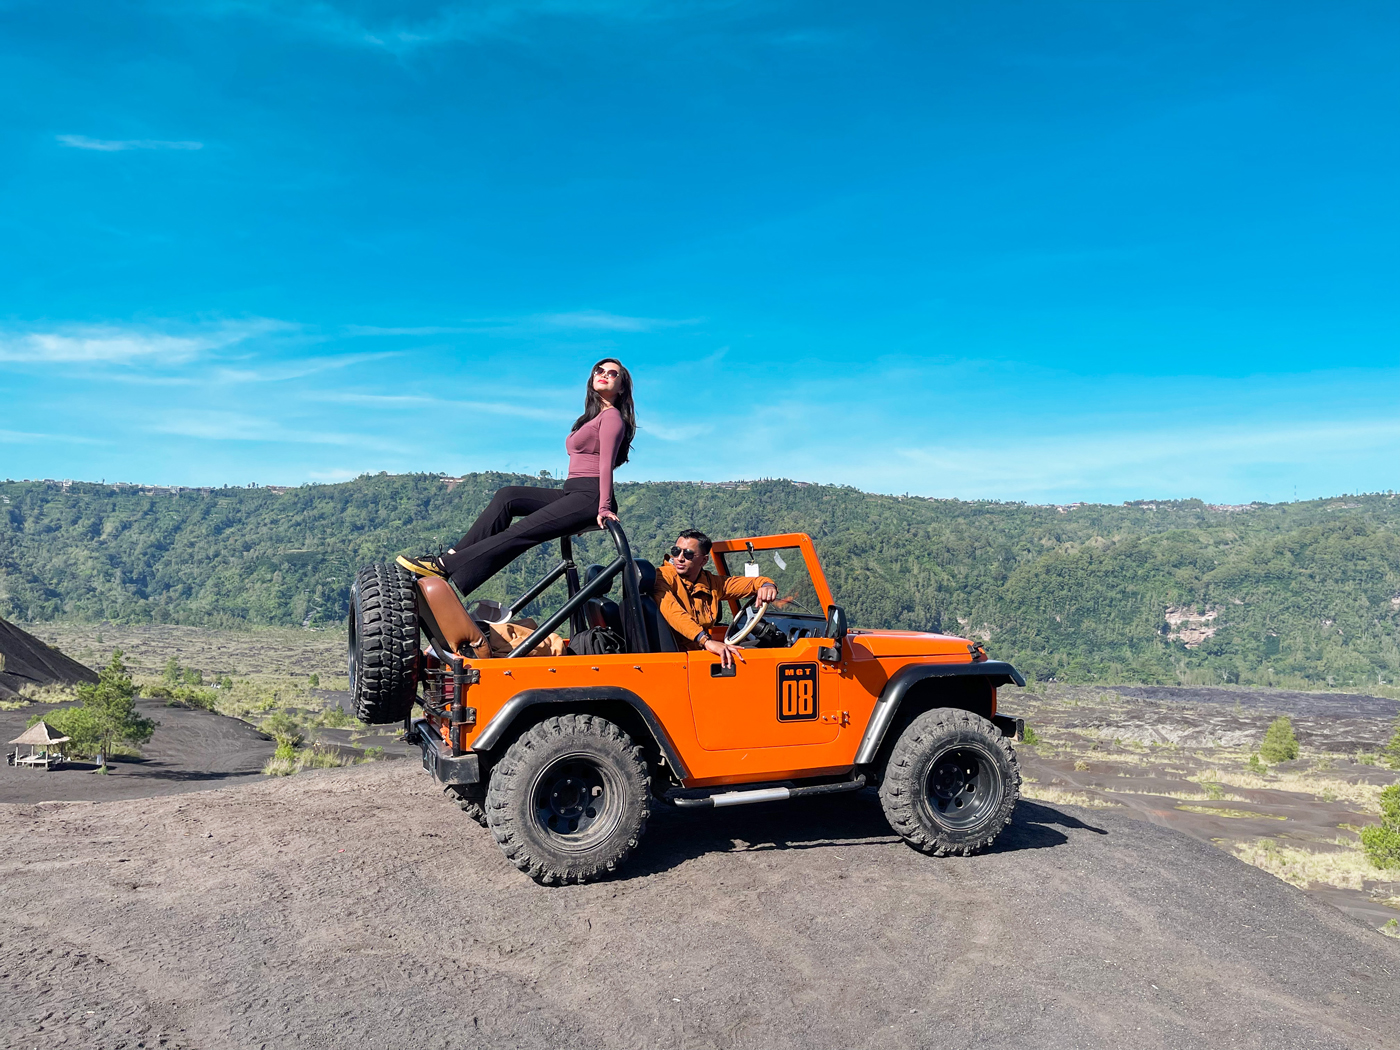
[{"left": 820, "top": 605, "right": 848, "bottom": 663}]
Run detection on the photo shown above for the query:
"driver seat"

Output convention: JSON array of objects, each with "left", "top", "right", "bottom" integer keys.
[{"left": 631, "top": 560, "right": 678, "bottom": 653}]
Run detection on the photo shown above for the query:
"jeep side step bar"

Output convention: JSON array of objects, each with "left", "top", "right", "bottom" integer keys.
[{"left": 672, "top": 774, "right": 867, "bottom": 809}]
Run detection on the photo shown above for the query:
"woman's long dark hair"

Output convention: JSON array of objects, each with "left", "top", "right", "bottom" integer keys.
[{"left": 572, "top": 358, "right": 636, "bottom": 465}]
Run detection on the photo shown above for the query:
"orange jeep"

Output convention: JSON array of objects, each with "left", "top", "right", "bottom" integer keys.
[{"left": 348, "top": 522, "right": 1025, "bottom": 883}]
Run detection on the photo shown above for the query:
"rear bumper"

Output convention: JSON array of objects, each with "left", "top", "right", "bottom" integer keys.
[
  {"left": 410, "top": 718, "right": 481, "bottom": 786},
  {"left": 992, "top": 714, "right": 1024, "bottom": 741}
]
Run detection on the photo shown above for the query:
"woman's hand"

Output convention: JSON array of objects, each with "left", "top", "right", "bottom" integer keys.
[{"left": 597, "top": 509, "right": 620, "bottom": 530}]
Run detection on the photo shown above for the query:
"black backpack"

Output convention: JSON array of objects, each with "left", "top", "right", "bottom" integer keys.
[{"left": 566, "top": 626, "right": 626, "bottom": 656}]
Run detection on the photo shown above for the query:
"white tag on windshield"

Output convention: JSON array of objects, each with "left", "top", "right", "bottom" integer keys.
[
  {"left": 745, "top": 562, "right": 760, "bottom": 577},
  {"left": 772, "top": 552, "right": 787, "bottom": 570}
]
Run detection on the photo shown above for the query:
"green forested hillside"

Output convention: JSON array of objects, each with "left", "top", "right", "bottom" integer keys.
[{"left": 2, "top": 474, "right": 1398, "bottom": 690}]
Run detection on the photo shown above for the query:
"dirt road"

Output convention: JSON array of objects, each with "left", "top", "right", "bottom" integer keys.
[{"left": 3, "top": 763, "right": 1397, "bottom": 1050}]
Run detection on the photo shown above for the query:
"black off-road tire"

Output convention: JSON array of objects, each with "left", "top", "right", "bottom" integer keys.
[
  {"left": 485, "top": 714, "right": 650, "bottom": 884},
  {"left": 878, "top": 707, "right": 1019, "bottom": 856},
  {"left": 347, "top": 563, "right": 420, "bottom": 725},
  {"left": 447, "top": 785, "right": 488, "bottom": 828}
]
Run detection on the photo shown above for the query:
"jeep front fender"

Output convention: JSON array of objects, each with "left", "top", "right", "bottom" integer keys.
[{"left": 853, "top": 661, "right": 1025, "bottom": 767}]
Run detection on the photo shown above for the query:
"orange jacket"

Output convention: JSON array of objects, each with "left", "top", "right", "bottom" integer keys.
[{"left": 654, "top": 561, "right": 773, "bottom": 650}]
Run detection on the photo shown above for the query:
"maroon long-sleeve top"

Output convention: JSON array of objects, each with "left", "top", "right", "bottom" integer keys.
[{"left": 565, "top": 408, "right": 624, "bottom": 515}]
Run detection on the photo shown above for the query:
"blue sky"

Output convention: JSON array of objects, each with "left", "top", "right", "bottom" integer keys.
[{"left": 1, "top": 0, "right": 1396, "bottom": 503}]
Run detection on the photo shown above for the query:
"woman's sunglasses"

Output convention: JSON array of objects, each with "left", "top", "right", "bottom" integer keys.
[
  {"left": 593, "top": 366, "right": 621, "bottom": 380},
  {"left": 668, "top": 546, "right": 702, "bottom": 560}
]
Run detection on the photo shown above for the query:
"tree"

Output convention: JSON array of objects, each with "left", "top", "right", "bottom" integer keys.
[
  {"left": 31, "top": 650, "right": 156, "bottom": 767},
  {"left": 162, "top": 656, "right": 182, "bottom": 687},
  {"left": 1361, "top": 785, "right": 1400, "bottom": 870},
  {"left": 1259, "top": 716, "right": 1299, "bottom": 763}
]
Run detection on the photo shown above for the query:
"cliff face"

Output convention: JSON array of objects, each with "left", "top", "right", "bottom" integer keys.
[{"left": 0, "top": 617, "right": 97, "bottom": 701}]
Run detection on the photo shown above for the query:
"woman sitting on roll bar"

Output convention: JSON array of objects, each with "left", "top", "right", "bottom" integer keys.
[{"left": 397, "top": 358, "right": 636, "bottom": 597}]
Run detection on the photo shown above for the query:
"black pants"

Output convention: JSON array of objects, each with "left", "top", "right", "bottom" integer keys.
[{"left": 440, "top": 478, "right": 612, "bottom": 596}]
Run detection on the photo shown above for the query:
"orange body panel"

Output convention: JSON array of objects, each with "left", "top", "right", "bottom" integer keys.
[{"left": 441, "top": 532, "right": 988, "bottom": 789}]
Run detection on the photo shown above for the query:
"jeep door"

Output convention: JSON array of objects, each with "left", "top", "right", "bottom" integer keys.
[
  {"left": 686, "top": 539, "right": 842, "bottom": 751},
  {"left": 686, "top": 639, "right": 842, "bottom": 750}
]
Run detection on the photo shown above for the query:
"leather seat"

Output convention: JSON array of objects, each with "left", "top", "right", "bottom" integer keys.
[
  {"left": 417, "top": 575, "right": 490, "bottom": 659},
  {"left": 631, "top": 560, "right": 678, "bottom": 653},
  {"left": 585, "top": 597, "right": 624, "bottom": 637}
]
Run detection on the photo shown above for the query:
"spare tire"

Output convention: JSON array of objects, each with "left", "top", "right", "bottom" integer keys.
[{"left": 348, "top": 563, "right": 420, "bottom": 724}]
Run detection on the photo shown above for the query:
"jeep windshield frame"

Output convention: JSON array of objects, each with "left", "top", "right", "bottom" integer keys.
[{"left": 710, "top": 533, "right": 836, "bottom": 618}]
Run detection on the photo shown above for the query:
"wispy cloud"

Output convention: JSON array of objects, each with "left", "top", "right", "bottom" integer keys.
[
  {"left": 148, "top": 410, "right": 413, "bottom": 453},
  {"left": 882, "top": 417, "right": 1400, "bottom": 500},
  {"left": 57, "top": 135, "right": 203, "bottom": 152},
  {"left": 212, "top": 351, "right": 401, "bottom": 383},
  {"left": 0, "top": 428, "right": 107, "bottom": 445},
  {"left": 0, "top": 319, "right": 291, "bottom": 365},
  {"left": 204, "top": 1, "right": 738, "bottom": 54},
  {"left": 535, "top": 310, "right": 697, "bottom": 332},
  {"left": 342, "top": 325, "right": 475, "bottom": 337},
  {"left": 641, "top": 420, "right": 712, "bottom": 442},
  {"left": 321, "top": 391, "right": 572, "bottom": 423}
]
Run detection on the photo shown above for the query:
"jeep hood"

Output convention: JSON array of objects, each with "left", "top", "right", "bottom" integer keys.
[{"left": 848, "top": 629, "right": 981, "bottom": 659}]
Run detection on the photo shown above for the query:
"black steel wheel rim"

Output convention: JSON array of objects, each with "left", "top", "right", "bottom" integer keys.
[
  {"left": 920, "top": 744, "right": 1002, "bottom": 831},
  {"left": 530, "top": 752, "right": 623, "bottom": 852}
]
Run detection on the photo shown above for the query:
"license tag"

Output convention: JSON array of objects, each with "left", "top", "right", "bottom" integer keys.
[{"left": 745, "top": 562, "right": 760, "bottom": 577}]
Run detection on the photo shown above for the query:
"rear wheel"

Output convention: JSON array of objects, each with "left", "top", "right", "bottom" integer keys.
[
  {"left": 348, "top": 563, "right": 420, "bottom": 724},
  {"left": 486, "top": 714, "right": 649, "bottom": 884},
  {"left": 878, "top": 707, "right": 1019, "bottom": 856}
]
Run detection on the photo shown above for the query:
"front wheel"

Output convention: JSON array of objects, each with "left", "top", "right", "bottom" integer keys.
[
  {"left": 878, "top": 708, "right": 1019, "bottom": 856},
  {"left": 485, "top": 714, "right": 650, "bottom": 884}
]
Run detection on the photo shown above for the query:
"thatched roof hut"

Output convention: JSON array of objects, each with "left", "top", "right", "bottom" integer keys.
[{"left": 9, "top": 721, "right": 71, "bottom": 747}]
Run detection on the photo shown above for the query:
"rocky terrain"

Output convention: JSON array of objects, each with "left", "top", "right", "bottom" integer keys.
[
  {"left": 3, "top": 762, "right": 1399, "bottom": 1050},
  {"left": 1003, "top": 685, "right": 1400, "bottom": 930}
]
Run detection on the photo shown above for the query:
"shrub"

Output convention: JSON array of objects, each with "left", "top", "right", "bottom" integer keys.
[
  {"left": 1248, "top": 752, "right": 1269, "bottom": 775},
  {"left": 1260, "top": 716, "right": 1300, "bottom": 763},
  {"left": 1021, "top": 725, "right": 1041, "bottom": 746},
  {"left": 309, "top": 673, "right": 320, "bottom": 688},
  {"left": 263, "top": 712, "right": 304, "bottom": 747},
  {"left": 1361, "top": 784, "right": 1400, "bottom": 870},
  {"left": 164, "top": 687, "right": 218, "bottom": 711},
  {"left": 1384, "top": 720, "right": 1400, "bottom": 771}
]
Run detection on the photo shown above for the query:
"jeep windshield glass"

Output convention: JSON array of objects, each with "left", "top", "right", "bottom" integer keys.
[{"left": 717, "top": 546, "right": 822, "bottom": 616}]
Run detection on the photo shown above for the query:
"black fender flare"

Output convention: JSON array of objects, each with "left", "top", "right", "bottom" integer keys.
[
  {"left": 471, "top": 686, "right": 691, "bottom": 780},
  {"left": 853, "top": 661, "right": 1025, "bottom": 766}
]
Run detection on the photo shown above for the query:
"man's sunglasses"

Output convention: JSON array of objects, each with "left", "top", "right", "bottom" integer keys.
[
  {"left": 668, "top": 546, "right": 702, "bottom": 561},
  {"left": 593, "top": 366, "right": 621, "bottom": 380}
]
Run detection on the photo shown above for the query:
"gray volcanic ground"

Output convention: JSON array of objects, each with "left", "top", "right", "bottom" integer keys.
[{"left": 3, "top": 762, "right": 1398, "bottom": 1050}]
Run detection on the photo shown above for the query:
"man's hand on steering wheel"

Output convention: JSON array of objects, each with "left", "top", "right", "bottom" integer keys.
[
  {"left": 756, "top": 582, "right": 777, "bottom": 604},
  {"left": 596, "top": 508, "right": 620, "bottom": 530},
  {"left": 702, "top": 636, "right": 746, "bottom": 669}
]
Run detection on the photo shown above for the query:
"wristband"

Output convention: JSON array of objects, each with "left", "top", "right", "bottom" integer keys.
[{"left": 695, "top": 630, "right": 708, "bottom": 646}]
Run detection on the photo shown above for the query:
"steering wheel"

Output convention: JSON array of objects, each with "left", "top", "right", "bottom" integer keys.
[{"left": 724, "top": 600, "right": 770, "bottom": 645}]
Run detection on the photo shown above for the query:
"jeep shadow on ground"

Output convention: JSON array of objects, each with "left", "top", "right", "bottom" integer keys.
[{"left": 621, "top": 791, "right": 1108, "bottom": 879}]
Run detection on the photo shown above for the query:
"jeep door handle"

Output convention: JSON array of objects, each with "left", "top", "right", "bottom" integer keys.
[{"left": 710, "top": 663, "right": 737, "bottom": 678}]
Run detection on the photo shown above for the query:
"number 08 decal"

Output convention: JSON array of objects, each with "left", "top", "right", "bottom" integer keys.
[{"left": 776, "top": 663, "right": 819, "bottom": 721}]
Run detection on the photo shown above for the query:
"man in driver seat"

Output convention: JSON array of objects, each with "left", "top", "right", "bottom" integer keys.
[{"left": 655, "top": 530, "right": 777, "bottom": 667}]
